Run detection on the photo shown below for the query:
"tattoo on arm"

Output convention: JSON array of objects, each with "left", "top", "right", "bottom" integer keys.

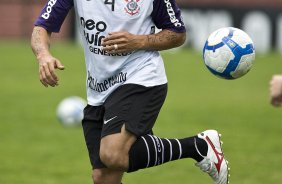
[
  {"left": 146, "top": 30, "right": 184, "bottom": 50},
  {"left": 164, "top": 30, "right": 178, "bottom": 42},
  {"left": 147, "top": 34, "right": 157, "bottom": 44}
]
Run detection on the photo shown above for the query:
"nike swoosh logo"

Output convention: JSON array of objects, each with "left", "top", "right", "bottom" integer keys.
[
  {"left": 104, "top": 116, "right": 117, "bottom": 125},
  {"left": 206, "top": 136, "right": 224, "bottom": 173}
]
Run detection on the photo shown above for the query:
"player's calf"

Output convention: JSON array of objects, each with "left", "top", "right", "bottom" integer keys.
[
  {"left": 92, "top": 169, "right": 123, "bottom": 184},
  {"left": 92, "top": 169, "right": 104, "bottom": 184},
  {"left": 127, "top": 134, "right": 208, "bottom": 172}
]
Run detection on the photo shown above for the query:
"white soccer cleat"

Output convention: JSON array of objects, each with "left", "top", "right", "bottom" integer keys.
[{"left": 195, "top": 130, "right": 230, "bottom": 184}]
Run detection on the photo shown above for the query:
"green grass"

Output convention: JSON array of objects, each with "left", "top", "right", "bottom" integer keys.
[{"left": 1, "top": 40, "right": 282, "bottom": 184}]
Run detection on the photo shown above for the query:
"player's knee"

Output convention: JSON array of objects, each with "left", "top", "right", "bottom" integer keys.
[{"left": 100, "top": 148, "right": 126, "bottom": 169}]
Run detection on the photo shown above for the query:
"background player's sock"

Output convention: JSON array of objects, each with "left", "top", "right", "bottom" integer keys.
[{"left": 127, "top": 135, "right": 208, "bottom": 172}]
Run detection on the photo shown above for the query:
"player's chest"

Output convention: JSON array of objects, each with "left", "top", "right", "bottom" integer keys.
[{"left": 75, "top": 0, "right": 152, "bottom": 20}]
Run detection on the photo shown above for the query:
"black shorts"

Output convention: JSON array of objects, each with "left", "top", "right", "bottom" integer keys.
[{"left": 82, "top": 84, "right": 167, "bottom": 169}]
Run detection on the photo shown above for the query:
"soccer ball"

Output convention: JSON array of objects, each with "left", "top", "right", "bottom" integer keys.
[
  {"left": 203, "top": 27, "right": 255, "bottom": 79},
  {"left": 56, "top": 96, "right": 87, "bottom": 126}
]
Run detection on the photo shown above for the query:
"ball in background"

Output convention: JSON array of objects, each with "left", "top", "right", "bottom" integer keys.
[
  {"left": 203, "top": 27, "right": 255, "bottom": 79},
  {"left": 56, "top": 96, "right": 87, "bottom": 127}
]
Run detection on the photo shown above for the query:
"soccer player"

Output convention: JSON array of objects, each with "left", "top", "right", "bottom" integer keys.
[
  {"left": 31, "top": 0, "right": 230, "bottom": 183},
  {"left": 270, "top": 75, "right": 282, "bottom": 106}
]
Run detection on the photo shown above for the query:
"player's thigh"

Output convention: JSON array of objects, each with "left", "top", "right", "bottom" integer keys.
[
  {"left": 92, "top": 168, "right": 123, "bottom": 184},
  {"left": 101, "top": 84, "right": 168, "bottom": 138},
  {"left": 99, "top": 125, "right": 136, "bottom": 169}
]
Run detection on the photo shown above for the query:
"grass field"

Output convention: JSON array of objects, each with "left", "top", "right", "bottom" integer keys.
[{"left": 1, "top": 41, "right": 282, "bottom": 184}]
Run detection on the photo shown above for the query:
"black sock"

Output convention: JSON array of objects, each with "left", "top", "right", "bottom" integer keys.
[
  {"left": 179, "top": 136, "right": 208, "bottom": 162},
  {"left": 127, "top": 135, "right": 208, "bottom": 172}
]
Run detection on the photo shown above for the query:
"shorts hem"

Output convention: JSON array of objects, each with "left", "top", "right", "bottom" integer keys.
[{"left": 100, "top": 122, "right": 147, "bottom": 138}]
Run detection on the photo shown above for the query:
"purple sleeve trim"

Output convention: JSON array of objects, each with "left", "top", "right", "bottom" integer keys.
[
  {"left": 151, "top": 0, "right": 186, "bottom": 33},
  {"left": 34, "top": 0, "right": 74, "bottom": 33}
]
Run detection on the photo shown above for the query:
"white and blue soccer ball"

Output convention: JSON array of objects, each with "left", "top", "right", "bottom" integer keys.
[
  {"left": 56, "top": 96, "right": 87, "bottom": 127},
  {"left": 203, "top": 27, "right": 255, "bottom": 79}
]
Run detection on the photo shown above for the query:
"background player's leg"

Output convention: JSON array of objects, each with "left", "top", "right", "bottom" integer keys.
[{"left": 92, "top": 168, "right": 123, "bottom": 184}]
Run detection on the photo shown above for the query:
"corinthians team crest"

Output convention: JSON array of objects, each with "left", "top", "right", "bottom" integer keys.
[{"left": 124, "top": 0, "right": 140, "bottom": 16}]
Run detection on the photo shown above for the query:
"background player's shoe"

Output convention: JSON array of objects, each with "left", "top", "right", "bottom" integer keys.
[{"left": 195, "top": 130, "right": 230, "bottom": 184}]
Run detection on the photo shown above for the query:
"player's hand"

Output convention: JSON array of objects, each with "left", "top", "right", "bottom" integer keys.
[
  {"left": 270, "top": 75, "right": 282, "bottom": 107},
  {"left": 101, "top": 31, "right": 144, "bottom": 53},
  {"left": 37, "top": 53, "right": 65, "bottom": 87}
]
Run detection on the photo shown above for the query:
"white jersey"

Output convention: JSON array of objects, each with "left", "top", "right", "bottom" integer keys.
[{"left": 35, "top": 0, "right": 186, "bottom": 106}]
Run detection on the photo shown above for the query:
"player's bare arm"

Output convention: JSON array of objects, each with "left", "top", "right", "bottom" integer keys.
[
  {"left": 31, "top": 26, "right": 64, "bottom": 87},
  {"left": 270, "top": 75, "right": 282, "bottom": 106},
  {"left": 102, "top": 29, "right": 186, "bottom": 53}
]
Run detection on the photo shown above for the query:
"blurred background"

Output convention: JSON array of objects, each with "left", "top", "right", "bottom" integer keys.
[
  {"left": 2, "top": 0, "right": 282, "bottom": 52},
  {"left": 1, "top": 0, "right": 282, "bottom": 184}
]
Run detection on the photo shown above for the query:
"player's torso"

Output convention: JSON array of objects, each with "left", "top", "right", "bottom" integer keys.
[{"left": 73, "top": 0, "right": 167, "bottom": 105}]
